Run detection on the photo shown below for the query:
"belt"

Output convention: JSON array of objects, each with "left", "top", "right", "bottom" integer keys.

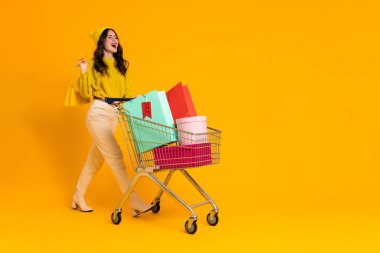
[
  {"left": 94, "top": 97, "right": 133, "bottom": 104},
  {"left": 94, "top": 97, "right": 120, "bottom": 107}
]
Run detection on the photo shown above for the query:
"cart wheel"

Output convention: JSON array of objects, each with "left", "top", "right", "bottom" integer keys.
[
  {"left": 111, "top": 211, "right": 122, "bottom": 225},
  {"left": 206, "top": 213, "right": 219, "bottom": 226},
  {"left": 151, "top": 202, "right": 160, "bottom": 214},
  {"left": 184, "top": 220, "right": 197, "bottom": 234}
]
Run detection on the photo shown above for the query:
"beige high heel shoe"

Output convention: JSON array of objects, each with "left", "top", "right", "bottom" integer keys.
[
  {"left": 131, "top": 205, "right": 154, "bottom": 218},
  {"left": 127, "top": 191, "right": 153, "bottom": 217},
  {"left": 71, "top": 193, "right": 93, "bottom": 212}
]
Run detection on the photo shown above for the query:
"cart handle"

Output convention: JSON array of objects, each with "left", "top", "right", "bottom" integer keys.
[{"left": 105, "top": 97, "right": 135, "bottom": 104}]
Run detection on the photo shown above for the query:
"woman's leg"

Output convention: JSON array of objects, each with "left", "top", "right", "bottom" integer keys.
[
  {"left": 86, "top": 101, "right": 150, "bottom": 213},
  {"left": 72, "top": 143, "right": 104, "bottom": 211}
]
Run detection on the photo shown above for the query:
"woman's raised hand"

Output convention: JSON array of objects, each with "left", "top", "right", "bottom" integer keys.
[{"left": 77, "top": 58, "right": 88, "bottom": 74}]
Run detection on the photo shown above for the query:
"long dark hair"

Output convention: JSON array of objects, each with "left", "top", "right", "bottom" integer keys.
[{"left": 93, "top": 28, "right": 129, "bottom": 76}]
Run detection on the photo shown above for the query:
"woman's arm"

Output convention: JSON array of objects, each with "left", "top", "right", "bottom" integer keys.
[
  {"left": 123, "top": 73, "right": 135, "bottom": 98},
  {"left": 76, "top": 58, "right": 95, "bottom": 99}
]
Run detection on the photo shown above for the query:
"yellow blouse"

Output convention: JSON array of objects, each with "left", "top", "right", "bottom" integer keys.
[{"left": 77, "top": 57, "right": 133, "bottom": 99}]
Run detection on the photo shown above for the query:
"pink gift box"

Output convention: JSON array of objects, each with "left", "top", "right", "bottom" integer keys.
[
  {"left": 176, "top": 116, "right": 208, "bottom": 145},
  {"left": 153, "top": 143, "right": 212, "bottom": 169}
]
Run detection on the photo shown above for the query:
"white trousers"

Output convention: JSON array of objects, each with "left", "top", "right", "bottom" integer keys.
[{"left": 75, "top": 99, "right": 131, "bottom": 196}]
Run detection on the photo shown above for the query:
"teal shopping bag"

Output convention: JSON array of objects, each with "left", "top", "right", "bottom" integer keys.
[{"left": 123, "top": 90, "right": 178, "bottom": 153}]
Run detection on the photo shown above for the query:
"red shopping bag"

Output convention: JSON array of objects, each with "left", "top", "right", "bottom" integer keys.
[{"left": 166, "top": 82, "right": 197, "bottom": 120}]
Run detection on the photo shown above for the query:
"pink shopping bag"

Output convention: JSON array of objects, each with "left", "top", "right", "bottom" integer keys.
[{"left": 153, "top": 143, "right": 212, "bottom": 170}]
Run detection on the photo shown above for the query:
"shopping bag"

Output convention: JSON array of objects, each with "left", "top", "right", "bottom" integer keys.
[
  {"left": 64, "top": 84, "right": 91, "bottom": 107},
  {"left": 166, "top": 82, "right": 197, "bottom": 120},
  {"left": 153, "top": 143, "right": 212, "bottom": 169},
  {"left": 123, "top": 90, "right": 178, "bottom": 153}
]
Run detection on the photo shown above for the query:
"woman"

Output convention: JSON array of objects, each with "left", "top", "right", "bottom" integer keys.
[{"left": 71, "top": 27, "right": 152, "bottom": 217}]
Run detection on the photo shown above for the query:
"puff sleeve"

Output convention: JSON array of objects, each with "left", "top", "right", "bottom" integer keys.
[{"left": 77, "top": 60, "right": 96, "bottom": 99}]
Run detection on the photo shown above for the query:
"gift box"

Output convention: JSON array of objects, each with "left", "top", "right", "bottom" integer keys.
[
  {"left": 123, "top": 90, "right": 178, "bottom": 153},
  {"left": 176, "top": 116, "right": 208, "bottom": 145},
  {"left": 166, "top": 82, "right": 197, "bottom": 121},
  {"left": 153, "top": 143, "right": 212, "bottom": 170}
]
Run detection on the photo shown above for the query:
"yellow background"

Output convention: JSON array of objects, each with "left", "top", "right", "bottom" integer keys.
[{"left": 1, "top": 0, "right": 380, "bottom": 252}]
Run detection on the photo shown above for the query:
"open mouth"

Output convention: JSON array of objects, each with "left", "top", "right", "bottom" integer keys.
[{"left": 111, "top": 44, "right": 117, "bottom": 49}]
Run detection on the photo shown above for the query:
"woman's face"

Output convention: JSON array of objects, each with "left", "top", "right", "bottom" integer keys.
[{"left": 103, "top": 30, "right": 119, "bottom": 54}]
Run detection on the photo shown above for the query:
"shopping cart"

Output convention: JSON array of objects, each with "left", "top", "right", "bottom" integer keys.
[{"left": 107, "top": 98, "right": 221, "bottom": 234}]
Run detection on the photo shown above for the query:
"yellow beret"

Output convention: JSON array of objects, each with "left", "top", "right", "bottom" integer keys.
[{"left": 88, "top": 27, "right": 109, "bottom": 44}]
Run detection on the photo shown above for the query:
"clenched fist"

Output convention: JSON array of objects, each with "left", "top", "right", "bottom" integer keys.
[{"left": 77, "top": 58, "right": 88, "bottom": 74}]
